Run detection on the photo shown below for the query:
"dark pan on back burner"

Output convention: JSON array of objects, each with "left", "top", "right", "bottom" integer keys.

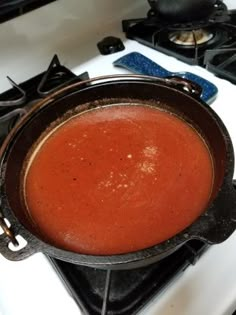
[{"left": 148, "top": 0, "right": 217, "bottom": 23}]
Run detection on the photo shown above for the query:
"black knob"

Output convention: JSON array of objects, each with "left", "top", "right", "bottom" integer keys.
[{"left": 97, "top": 36, "right": 125, "bottom": 55}]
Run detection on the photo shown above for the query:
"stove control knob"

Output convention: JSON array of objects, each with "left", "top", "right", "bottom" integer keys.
[{"left": 97, "top": 36, "right": 125, "bottom": 55}]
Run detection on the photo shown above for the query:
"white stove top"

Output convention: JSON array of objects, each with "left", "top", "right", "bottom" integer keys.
[{"left": 0, "top": 1, "right": 236, "bottom": 315}]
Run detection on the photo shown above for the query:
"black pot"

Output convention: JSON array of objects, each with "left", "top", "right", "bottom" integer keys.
[
  {"left": 0, "top": 75, "right": 236, "bottom": 270},
  {"left": 148, "top": 0, "right": 217, "bottom": 22}
]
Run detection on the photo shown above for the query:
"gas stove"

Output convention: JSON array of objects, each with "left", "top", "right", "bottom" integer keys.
[
  {"left": 49, "top": 241, "right": 208, "bottom": 315},
  {"left": 123, "top": 0, "right": 236, "bottom": 83},
  {"left": 0, "top": 1, "right": 236, "bottom": 315},
  {"left": 0, "top": 55, "right": 89, "bottom": 144}
]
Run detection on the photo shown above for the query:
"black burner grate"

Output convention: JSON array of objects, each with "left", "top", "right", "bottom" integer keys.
[
  {"left": 0, "top": 54, "right": 89, "bottom": 144},
  {"left": 49, "top": 240, "right": 208, "bottom": 315},
  {"left": 123, "top": 1, "right": 236, "bottom": 83}
]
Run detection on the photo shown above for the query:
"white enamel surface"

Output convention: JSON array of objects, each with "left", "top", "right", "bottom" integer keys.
[{"left": 0, "top": 1, "right": 236, "bottom": 315}]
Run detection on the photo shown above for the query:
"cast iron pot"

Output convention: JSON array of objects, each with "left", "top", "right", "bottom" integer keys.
[
  {"left": 148, "top": 0, "right": 217, "bottom": 22},
  {"left": 0, "top": 75, "right": 236, "bottom": 270}
]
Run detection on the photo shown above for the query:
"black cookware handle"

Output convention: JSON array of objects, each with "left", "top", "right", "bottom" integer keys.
[{"left": 166, "top": 76, "right": 203, "bottom": 100}]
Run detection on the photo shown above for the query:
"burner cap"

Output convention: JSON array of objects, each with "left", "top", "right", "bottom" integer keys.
[{"left": 169, "top": 29, "right": 214, "bottom": 46}]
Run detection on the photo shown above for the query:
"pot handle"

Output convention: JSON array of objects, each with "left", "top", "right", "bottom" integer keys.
[
  {"left": 165, "top": 76, "right": 202, "bottom": 100},
  {"left": 0, "top": 212, "right": 37, "bottom": 261}
]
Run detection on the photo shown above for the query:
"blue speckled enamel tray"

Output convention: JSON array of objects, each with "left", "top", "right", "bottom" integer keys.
[{"left": 114, "top": 52, "right": 218, "bottom": 104}]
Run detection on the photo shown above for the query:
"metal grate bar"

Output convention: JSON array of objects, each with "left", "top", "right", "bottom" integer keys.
[{"left": 101, "top": 270, "right": 112, "bottom": 315}]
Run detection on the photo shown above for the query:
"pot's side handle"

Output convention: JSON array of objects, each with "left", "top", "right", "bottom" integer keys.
[
  {"left": 0, "top": 214, "right": 38, "bottom": 261},
  {"left": 165, "top": 76, "right": 202, "bottom": 100},
  {"left": 0, "top": 216, "right": 18, "bottom": 246}
]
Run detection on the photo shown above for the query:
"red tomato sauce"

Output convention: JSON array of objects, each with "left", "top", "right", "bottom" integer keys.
[{"left": 24, "top": 105, "right": 213, "bottom": 255}]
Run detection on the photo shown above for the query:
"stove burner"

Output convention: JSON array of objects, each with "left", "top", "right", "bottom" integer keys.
[
  {"left": 205, "top": 48, "right": 236, "bottom": 84},
  {"left": 0, "top": 77, "right": 26, "bottom": 107},
  {"left": 37, "top": 54, "right": 84, "bottom": 97},
  {"left": 50, "top": 240, "right": 208, "bottom": 315},
  {"left": 169, "top": 29, "right": 214, "bottom": 46},
  {"left": 123, "top": 2, "right": 236, "bottom": 82},
  {"left": 0, "top": 55, "right": 89, "bottom": 144}
]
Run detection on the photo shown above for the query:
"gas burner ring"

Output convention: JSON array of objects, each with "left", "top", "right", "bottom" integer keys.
[{"left": 169, "top": 29, "right": 214, "bottom": 46}]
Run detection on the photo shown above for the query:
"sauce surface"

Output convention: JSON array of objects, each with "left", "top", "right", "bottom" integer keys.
[{"left": 24, "top": 105, "right": 213, "bottom": 255}]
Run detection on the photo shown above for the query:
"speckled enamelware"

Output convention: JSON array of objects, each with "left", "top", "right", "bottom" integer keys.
[{"left": 114, "top": 52, "right": 218, "bottom": 103}]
